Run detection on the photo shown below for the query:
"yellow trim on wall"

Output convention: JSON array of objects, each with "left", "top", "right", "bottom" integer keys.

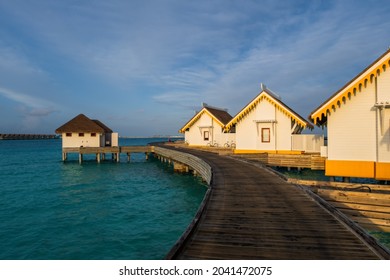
[
  {"left": 179, "top": 108, "right": 224, "bottom": 133},
  {"left": 311, "top": 50, "right": 390, "bottom": 125},
  {"left": 325, "top": 160, "right": 375, "bottom": 178},
  {"left": 375, "top": 162, "right": 390, "bottom": 180},
  {"left": 225, "top": 91, "right": 310, "bottom": 131},
  {"left": 234, "top": 149, "right": 303, "bottom": 155}
]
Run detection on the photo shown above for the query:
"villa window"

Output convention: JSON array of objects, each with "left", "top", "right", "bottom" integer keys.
[
  {"left": 204, "top": 131, "right": 209, "bottom": 141},
  {"left": 261, "top": 128, "right": 270, "bottom": 143},
  {"left": 91, "top": 133, "right": 96, "bottom": 137},
  {"left": 66, "top": 133, "right": 72, "bottom": 137},
  {"left": 78, "top": 133, "right": 84, "bottom": 137}
]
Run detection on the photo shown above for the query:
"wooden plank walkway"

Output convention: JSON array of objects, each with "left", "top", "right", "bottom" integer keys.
[{"left": 167, "top": 148, "right": 387, "bottom": 260}]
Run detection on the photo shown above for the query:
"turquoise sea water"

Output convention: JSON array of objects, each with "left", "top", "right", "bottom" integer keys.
[{"left": 0, "top": 138, "right": 207, "bottom": 260}]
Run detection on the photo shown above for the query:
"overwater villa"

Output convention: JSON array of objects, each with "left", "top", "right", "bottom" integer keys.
[
  {"left": 179, "top": 103, "right": 235, "bottom": 147},
  {"left": 180, "top": 84, "right": 323, "bottom": 154},
  {"left": 310, "top": 49, "right": 390, "bottom": 181},
  {"left": 225, "top": 84, "right": 322, "bottom": 154},
  {"left": 55, "top": 113, "right": 118, "bottom": 148}
]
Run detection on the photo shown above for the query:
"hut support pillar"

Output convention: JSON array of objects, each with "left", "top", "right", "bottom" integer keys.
[
  {"left": 79, "top": 153, "right": 83, "bottom": 164},
  {"left": 127, "top": 153, "right": 131, "bottom": 162},
  {"left": 112, "top": 153, "right": 120, "bottom": 162},
  {"left": 173, "top": 161, "right": 189, "bottom": 173},
  {"left": 62, "top": 152, "right": 67, "bottom": 161},
  {"left": 96, "top": 153, "right": 101, "bottom": 163}
]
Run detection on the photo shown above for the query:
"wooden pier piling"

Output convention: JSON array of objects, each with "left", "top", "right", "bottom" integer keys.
[{"left": 61, "top": 146, "right": 152, "bottom": 163}]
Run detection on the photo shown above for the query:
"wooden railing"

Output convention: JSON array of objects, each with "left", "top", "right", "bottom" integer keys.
[
  {"left": 154, "top": 146, "right": 212, "bottom": 185},
  {"left": 233, "top": 153, "right": 325, "bottom": 170}
]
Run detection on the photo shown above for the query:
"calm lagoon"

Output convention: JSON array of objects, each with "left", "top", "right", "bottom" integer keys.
[{"left": 0, "top": 138, "right": 207, "bottom": 259}]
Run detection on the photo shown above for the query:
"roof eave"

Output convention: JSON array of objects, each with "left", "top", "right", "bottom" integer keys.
[
  {"left": 226, "top": 90, "right": 311, "bottom": 130},
  {"left": 310, "top": 48, "right": 390, "bottom": 126}
]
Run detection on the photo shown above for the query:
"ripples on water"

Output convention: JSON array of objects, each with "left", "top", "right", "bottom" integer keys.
[{"left": 0, "top": 138, "right": 207, "bottom": 259}]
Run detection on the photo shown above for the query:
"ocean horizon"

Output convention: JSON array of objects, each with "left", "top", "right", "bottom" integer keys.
[{"left": 0, "top": 137, "right": 207, "bottom": 260}]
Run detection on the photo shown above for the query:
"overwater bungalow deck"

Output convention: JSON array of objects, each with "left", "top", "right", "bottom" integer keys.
[
  {"left": 61, "top": 146, "right": 152, "bottom": 163},
  {"left": 161, "top": 145, "right": 390, "bottom": 260}
]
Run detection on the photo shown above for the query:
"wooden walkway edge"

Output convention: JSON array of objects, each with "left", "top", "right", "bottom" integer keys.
[{"left": 163, "top": 146, "right": 390, "bottom": 260}]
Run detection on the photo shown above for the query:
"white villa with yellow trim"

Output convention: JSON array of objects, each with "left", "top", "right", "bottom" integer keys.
[
  {"left": 179, "top": 104, "right": 235, "bottom": 147},
  {"left": 226, "top": 84, "right": 319, "bottom": 154},
  {"left": 310, "top": 49, "right": 390, "bottom": 181}
]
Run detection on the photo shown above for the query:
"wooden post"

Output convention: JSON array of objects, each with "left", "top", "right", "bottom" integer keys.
[
  {"left": 145, "top": 153, "right": 149, "bottom": 160},
  {"left": 127, "top": 153, "right": 131, "bottom": 162},
  {"left": 116, "top": 152, "right": 120, "bottom": 162},
  {"left": 79, "top": 153, "right": 83, "bottom": 164},
  {"left": 173, "top": 161, "right": 189, "bottom": 173},
  {"left": 96, "top": 153, "right": 101, "bottom": 163},
  {"left": 102, "top": 153, "right": 106, "bottom": 161},
  {"left": 62, "top": 152, "right": 67, "bottom": 161}
]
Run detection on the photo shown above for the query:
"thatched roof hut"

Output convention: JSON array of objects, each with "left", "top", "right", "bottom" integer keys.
[{"left": 55, "top": 114, "right": 113, "bottom": 134}]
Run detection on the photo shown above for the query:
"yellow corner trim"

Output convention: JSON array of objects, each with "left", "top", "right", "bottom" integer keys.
[
  {"left": 325, "top": 160, "right": 375, "bottom": 178},
  {"left": 226, "top": 91, "right": 309, "bottom": 130},
  {"left": 375, "top": 162, "right": 390, "bottom": 180},
  {"left": 311, "top": 51, "right": 390, "bottom": 125}
]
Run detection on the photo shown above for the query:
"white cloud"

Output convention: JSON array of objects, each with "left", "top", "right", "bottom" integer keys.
[
  {"left": 1, "top": 0, "right": 390, "bottom": 134},
  {"left": 0, "top": 87, "right": 57, "bottom": 114}
]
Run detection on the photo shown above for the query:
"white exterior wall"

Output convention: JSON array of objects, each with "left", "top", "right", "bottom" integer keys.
[
  {"left": 62, "top": 132, "right": 101, "bottom": 148},
  {"left": 377, "top": 69, "right": 390, "bottom": 162},
  {"left": 111, "top": 133, "right": 119, "bottom": 147},
  {"left": 275, "top": 109, "right": 292, "bottom": 151},
  {"left": 213, "top": 132, "right": 236, "bottom": 146},
  {"left": 292, "top": 134, "right": 324, "bottom": 152},
  {"left": 184, "top": 112, "right": 233, "bottom": 146},
  {"left": 235, "top": 100, "right": 294, "bottom": 151},
  {"left": 327, "top": 81, "right": 376, "bottom": 161}
]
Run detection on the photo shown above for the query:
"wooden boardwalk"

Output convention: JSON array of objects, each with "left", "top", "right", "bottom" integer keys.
[{"left": 166, "top": 148, "right": 388, "bottom": 260}]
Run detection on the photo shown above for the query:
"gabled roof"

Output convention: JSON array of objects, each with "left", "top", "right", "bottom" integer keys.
[
  {"left": 179, "top": 106, "right": 233, "bottom": 133},
  {"left": 225, "top": 88, "right": 313, "bottom": 131},
  {"left": 55, "top": 114, "right": 113, "bottom": 133},
  {"left": 310, "top": 48, "right": 390, "bottom": 126}
]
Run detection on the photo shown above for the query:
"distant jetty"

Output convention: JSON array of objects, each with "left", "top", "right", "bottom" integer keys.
[{"left": 0, "top": 134, "right": 59, "bottom": 140}]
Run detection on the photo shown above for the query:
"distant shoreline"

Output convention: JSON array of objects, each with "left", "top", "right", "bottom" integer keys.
[{"left": 0, "top": 134, "right": 59, "bottom": 140}]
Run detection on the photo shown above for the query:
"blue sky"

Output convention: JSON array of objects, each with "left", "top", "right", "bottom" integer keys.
[{"left": 0, "top": 0, "right": 389, "bottom": 136}]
